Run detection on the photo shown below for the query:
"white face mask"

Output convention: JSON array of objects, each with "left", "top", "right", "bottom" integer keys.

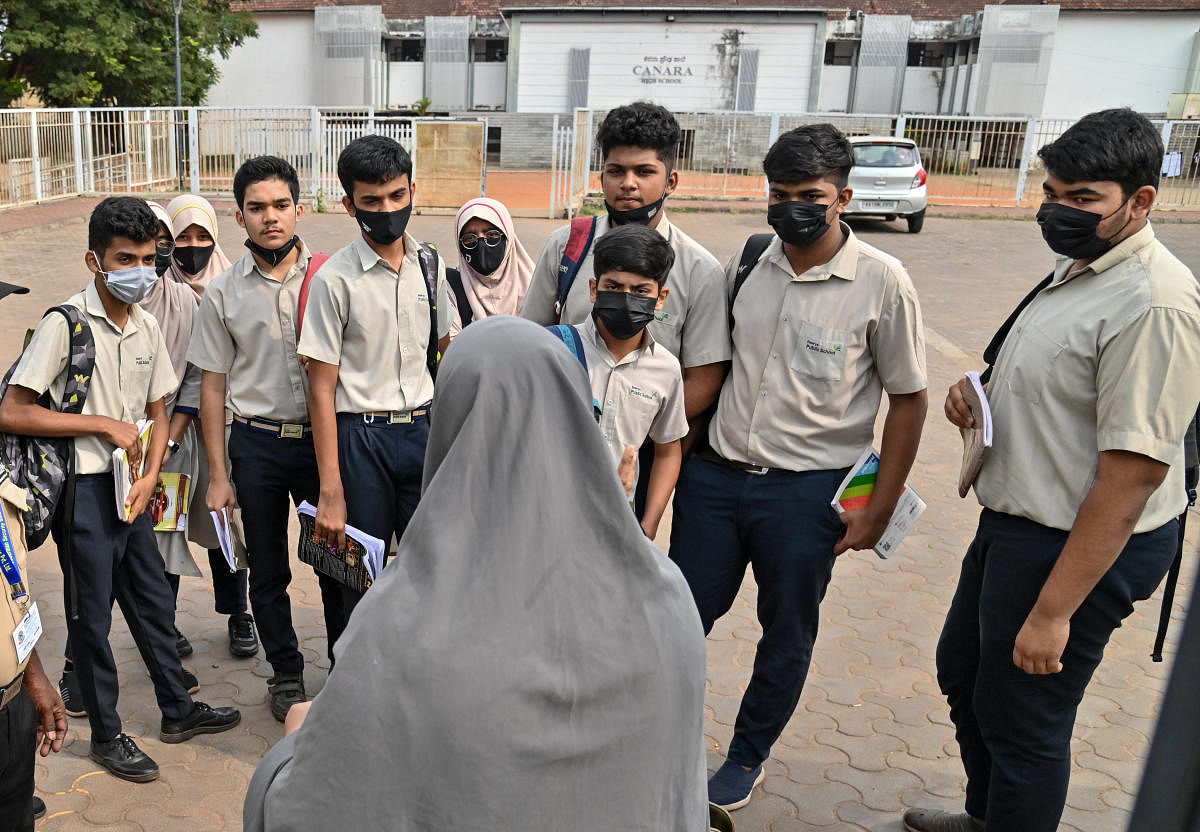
[{"left": 91, "top": 251, "right": 158, "bottom": 304}]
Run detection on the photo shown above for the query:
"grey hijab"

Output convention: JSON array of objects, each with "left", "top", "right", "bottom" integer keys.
[{"left": 244, "top": 316, "right": 708, "bottom": 832}]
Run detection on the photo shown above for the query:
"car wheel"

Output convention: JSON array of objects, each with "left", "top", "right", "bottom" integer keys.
[{"left": 906, "top": 209, "right": 926, "bottom": 233}]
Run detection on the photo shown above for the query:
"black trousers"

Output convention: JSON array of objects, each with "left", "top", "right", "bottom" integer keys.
[
  {"left": 167, "top": 547, "right": 248, "bottom": 615},
  {"left": 228, "top": 421, "right": 346, "bottom": 675},
  {"left": 60, "top": 475, "right": 193, "bottom": 742},
  {"left": 0, "top": 685, "right": 34, "bottom": 832},
  {"left": 938, "top": 508, "right": 1177, "bottom": 831}
]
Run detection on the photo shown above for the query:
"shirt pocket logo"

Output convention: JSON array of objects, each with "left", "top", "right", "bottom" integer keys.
[{"left": 790, "top": 322, "right": 849, "bottom": 382}]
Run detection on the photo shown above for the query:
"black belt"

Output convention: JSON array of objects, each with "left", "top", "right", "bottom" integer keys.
[
  {"left": 353, "top": 406, "right": 431, "bottom": 424},
  {"left": 233, "top": 415, "right": 311, "bottom": 438},
  {"left": 700, "top": 447, "right": 779, "bottom": 476}
]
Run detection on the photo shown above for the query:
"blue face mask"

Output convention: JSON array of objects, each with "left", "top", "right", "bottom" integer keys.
[{"left": 91, "top": 251, "right": 158, "bottom": 304}]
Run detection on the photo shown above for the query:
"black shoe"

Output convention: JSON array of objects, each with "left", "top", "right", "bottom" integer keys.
[
  {"left": 59, "top": 669, "right": 86, "bottom": 718},
  {"left": 175, "top": 627, "right": 193, "bottom": 658},
  {"left": 159, "top": 701, "right": 241, "bottom": 743},
  {"left": 182, "top": 667, "right": 199, "bottom": 694},
  {"left": 267, "top": 674, "right": 306, "bottom": 723},
  {"left": 228, "top": 612, "right": 260, "bottom": 658},
  {"left": 903, "top": 808, "right": 986, "bottom": 832},
  {"left": 32, "top": 795, "right": 45, "bottom": 819},
  {"left": 89, "top": 733, "right": 159, "bottom": 782}
]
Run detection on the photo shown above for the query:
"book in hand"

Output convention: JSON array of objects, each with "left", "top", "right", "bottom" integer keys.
[
  {"left": 295, "top": 501, "right": 385, "bottom": 594},
  {"left": 831, "top": 447, "right": 927, "bottom": 559},
  {"left": 210, "top": 507, "right": 246, "bottom": 573},
  {"left": 957, "top": 370, "right": 994, "bottom": 498},
  {"left": 150, "top": 473, "right": 190, "bottom": 533},
  {"left": 111, "top": 418, "right": 153, "bottom": 521}
]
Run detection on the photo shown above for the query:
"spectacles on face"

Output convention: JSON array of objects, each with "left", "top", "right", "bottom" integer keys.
[
  {"left": 156, "top": 239, "right": 176, "bottom": 256},
  {"left": 459, "top": 229, "right": 505, "bottom": 249}
]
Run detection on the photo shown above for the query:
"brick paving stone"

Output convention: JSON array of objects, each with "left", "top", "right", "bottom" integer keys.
[{"left": 824, "top": 764, "right": 924, "bottom": 812}]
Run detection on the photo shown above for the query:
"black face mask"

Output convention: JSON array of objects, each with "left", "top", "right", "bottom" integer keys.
[
  {"left": 173, "top": 244, "right": 215, "bottom": 275},
  {"left": 1035, "top": 201, "right": 1131, "bottom": 260},
  {"left": 592, "top": 291, "right": 658, "bottom": 341},
  {"left": 244, "top": 235, "right": 300, "bottom": 267},
  {"left": 460, "top": 237, "right": 507, "bottom": 277},
  {"left": 767, "top": 201, "right": 833, "bottom": 248},
  {"left": 154, "top": 252, "right": 173, "bottom": 277},
  {"left": 355, "top": 205, "right": 412, "bottom": 245},
  {"left": 605, "top": 192, "right": 667, "bottom": 227}
]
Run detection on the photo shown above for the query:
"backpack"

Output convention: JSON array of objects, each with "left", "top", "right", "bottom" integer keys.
[
  {"left": 554, "top": 216, "right": 599, "bottom": 323},
  {"left": 446, "top": 267, "right": 472, "bottom": 329},
  {"left": 545, "top": 324, "right": 601, "bottom": 422},
  {"left": 0, "top": 305, "right": 96, "bottom": 550},
  {"left": 295, "top": 252, "right": 330, "bottom": 339},
  {"left": 729, "top": 233, "right": 775, "bottom": 331}
]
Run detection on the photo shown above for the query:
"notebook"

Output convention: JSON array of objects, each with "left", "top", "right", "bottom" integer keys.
[
  {"left": 831, "top": 447, "right": 926, "bottom": 559},
  {"left": 957, "top": 370, "right": 994, "bottom": 498}
]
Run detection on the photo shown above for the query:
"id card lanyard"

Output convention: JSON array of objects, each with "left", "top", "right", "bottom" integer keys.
[{"left": 0, "top": 500, "right": 27, "bottom": 604}]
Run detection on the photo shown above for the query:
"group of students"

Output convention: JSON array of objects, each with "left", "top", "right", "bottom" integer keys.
[{"left": 0, "top": 99, "right": 1197, "bottom": 832}]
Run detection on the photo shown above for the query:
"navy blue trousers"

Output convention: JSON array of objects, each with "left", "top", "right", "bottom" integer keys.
[
  {"left": 167, "top": 548, "right": 247, "bottom": 615},
  {"left": 938, "top": 508, "right": 1177, "bottom": 831},
  {"left": 0, "top": 687, "right": 34, "bottom": 832},
  {"left": 669, "top": 454, "right": 848, "bottom": 767}
]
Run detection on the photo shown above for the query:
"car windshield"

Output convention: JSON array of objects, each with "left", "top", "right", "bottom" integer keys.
[{"left": 853, "top": 144, "right": 918, "bottom": 168}]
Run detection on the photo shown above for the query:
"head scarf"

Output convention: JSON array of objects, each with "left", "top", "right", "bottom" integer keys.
[
  {"left": 453, "top": 197, "right": 534, "bottom": 325},
  {"left": 244, "top": 316, "right": 707, "bottom": 832},
  {"left": 139, "top": 201, "right": 196, "bottom": 407},
  {"left": 166, "top": 194, "right": 232, "bottom": 300}
]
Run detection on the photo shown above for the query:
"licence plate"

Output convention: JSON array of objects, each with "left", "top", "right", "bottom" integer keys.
[{"left": 859, "top": 200, "right": 897, "bottom": 211}]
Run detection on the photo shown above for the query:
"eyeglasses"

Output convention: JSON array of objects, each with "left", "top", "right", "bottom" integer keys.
[
  {"left": 156, "top": 240, "right": 176, "bottom": 256},
  {"left": 459, "top": 230, "right": 505, "bottom": 248}
]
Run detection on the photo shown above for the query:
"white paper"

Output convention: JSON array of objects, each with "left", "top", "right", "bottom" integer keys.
[
  {"left": 297, "top": 501, "right": 386, "bottom": 581},
  {"left": 211, "top": 507, "right": 238, "bottom": 573},
  {"left": 12, "top": 600, "right": 42, "bottom": 665},
  {"left": 965, "top": 370, "right": 993, "bottom": 446},
  {"left": 830, "top": 447, "right": 927, "bottom": 560}
]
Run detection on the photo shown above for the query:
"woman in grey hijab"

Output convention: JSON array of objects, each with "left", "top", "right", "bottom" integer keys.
[{"left": 244, "top": 316, "right": 708, "bottom": 832}]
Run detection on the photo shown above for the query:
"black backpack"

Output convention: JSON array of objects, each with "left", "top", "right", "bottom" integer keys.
[{"left": 0, "top": 306, "right": 96, "bottom": 550}]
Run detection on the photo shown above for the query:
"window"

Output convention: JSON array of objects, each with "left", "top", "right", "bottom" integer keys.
[
  {"left": 677, "top": 128, "right": 696, "bottom": 169},
  {"left": 908, "top": 42, "right": 949, "bottom": 68},
  {"left": 824, "top": 41, "right": 856, "bottom": 66},
  {"left": 852, "top": 143, "right": 918, "bottom": 168},
  {"left": 486, "top": 126, "right": 501, "bottom": 167},
  {"left": 389, "top": 39, "right": 423, "bottom": 62}
]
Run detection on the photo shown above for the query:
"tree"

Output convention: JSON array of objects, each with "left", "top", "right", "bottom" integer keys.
[{"left": 0, "top": 0, "right": 258, "bottom": 106}]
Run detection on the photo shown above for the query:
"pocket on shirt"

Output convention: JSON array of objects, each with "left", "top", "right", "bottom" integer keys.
[
  {"left": 1003, "top": 323, "right": 1065, "bottom": 405},
  {"left": 790, "top": 323, "right": 850, "bottom": 382}
]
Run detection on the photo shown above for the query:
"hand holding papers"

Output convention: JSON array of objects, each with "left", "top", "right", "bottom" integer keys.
[
  {"left": 296, "top": 501, "right": 385, "bottom": 593},
  {"left": 210, "top": 507, "right": 248, "bottom": 573},
  {"left": 112, "top": 419, "right": 153, "bottom": 521},
  {"left": 831, "top": 447, "right": 926, "bottom": 559},
  {"left": 957, "top": 370, "right": 994, "bottom": 498}
]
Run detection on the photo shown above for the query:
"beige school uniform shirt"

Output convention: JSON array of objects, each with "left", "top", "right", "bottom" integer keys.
[
  {"left": 187, "top": 243, "right": 314, "bottom": 423},
  {"left": 711, "top": 227, "right": 927, "bottom": 472},
  {"left": 297, "top": 233, "right": 449, "bottom": 414},
  {"left": 0, "top": 478, "right": 32, "bottom": 684},
  {"left": 10, "top": 281, "right": 178, "bottom": 474},
  {"left": 975, "top": 223, "right": 1200, "bottom": 533},
  {"left": 576, "top": 316, "right": 689, "bottom": 475},
  {"left": 521, "top": 214, "right": 732, "bottom": 369}
]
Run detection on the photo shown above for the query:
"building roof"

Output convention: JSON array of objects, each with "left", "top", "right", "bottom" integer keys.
[{"left": 234, "top": 0, "right": 1200, "bottom": 19}]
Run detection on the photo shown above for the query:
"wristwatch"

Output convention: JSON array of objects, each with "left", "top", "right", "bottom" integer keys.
[{"left": 167, "top": 439, "right": 181, "bottom": 455}]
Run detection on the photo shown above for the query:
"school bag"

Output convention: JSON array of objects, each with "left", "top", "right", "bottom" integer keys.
[
  {"left": 0, "top": 305, "right": 96, "bottom": 550},
  {"left": 446, "top": 267, "right": 472, "bottom": 328},
  {"left": 554, "top": 216, "right": 599, "bottom": 323},
  {"left": 295, "top": 252, "right": 330, "bottom": 339},
  {"left": 545, "top": 324, "right": 601, "bottom": 422}
]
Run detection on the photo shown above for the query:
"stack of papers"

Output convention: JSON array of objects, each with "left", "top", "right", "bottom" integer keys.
[
  {"left": 210, "top": 507, "right": 247, "bottom": 573},
  {"left": 112, "top": 419, "right": 153, "bottom": 521},
  {"left": 957, "top": 370, "right": 994, "bottom": 498},
  {"left": 296, "top": 501, "right": 385, "bottom": 591},
  {"left": 831, "top": 447, "right": 927, "bottom": 559}
]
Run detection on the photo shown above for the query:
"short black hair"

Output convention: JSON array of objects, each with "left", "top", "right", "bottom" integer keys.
[
  {"left": 88, "top": 197, "right": 160, "bottom": 256},
  {"left": 337, "top": 134, "right": 413, "bottom": 199},
  {"left": 596, "top": 102, "right": 681, "bottom": 171},
  {"left": 592, "top": 224, "right": 675, "bottom": 289},
  {"left": 1038, "top": 108, "right": 1163, "bottom": 199},
  {"left": 763, "top": 124, "right": 854, "bottom": 190},
  {"left": 233, "top": 155, "right": 301, "bottom": 209}
]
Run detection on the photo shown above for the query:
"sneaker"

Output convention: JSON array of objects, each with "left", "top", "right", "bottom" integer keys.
[
  {"left": 59, "top": 669, "right": 86, "bottom": 718},
  {"left": 707, "top": 760, "right": 765, "bottom": 811},
  {"left": 267, "top": 674, "right": 306, "bottom": 723},
  {"left": 89, "top": 733, "right": 159, "bottom": 782},
  {"left": 903, "top": 808, "right": 986, "bottom": 832},
  {"left": 159, "top": 701, "right": 241, "bottom": 743},
  {"left": 228, "top": 612, "right": 260, "bottom": 658},
  {"left": 32, "top": 795, "right": 46, "bottom": 819},
  {"left": 175, "top": 627, "right": 193, "bottom": 658}
]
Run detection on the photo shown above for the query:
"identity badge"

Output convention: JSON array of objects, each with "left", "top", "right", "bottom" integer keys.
[
  {"left": 0, "top": 502, "right": 25, "bottom": 601},
  {"left": 12, "top": 601, "right": 42, "bottom": 665}
]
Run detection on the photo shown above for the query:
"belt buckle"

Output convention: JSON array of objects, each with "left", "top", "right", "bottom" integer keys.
[
  {"left": 388, "top": 412, "right": 412, "bottom": 424},
  {"left": 747, "top": 464, "right": 770, "bottom": 476},
  {"left": 279, "top": 423, "right": 304, "bottom": 439}
]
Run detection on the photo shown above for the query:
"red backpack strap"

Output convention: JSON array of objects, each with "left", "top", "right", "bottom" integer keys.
[
  {"left": 296, "top": 253, "right": 329, "bottom": 337},
  {"left": 554, "top": 216, "right": 598, "bottom": 323}
]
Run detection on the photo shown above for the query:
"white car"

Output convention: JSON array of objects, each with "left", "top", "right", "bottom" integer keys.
[{"left": 845, "top": 136, "right": 928, "bottom": 233}]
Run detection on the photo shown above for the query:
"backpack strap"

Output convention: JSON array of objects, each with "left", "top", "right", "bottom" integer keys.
[
  {"left": 296, "top": 253, "right": 330, "bottom": 338},
  {"left": 417, "top": 242, "right": 442, "bottom": 381},
  {"left": 555, "top": 216, "right": 598, "bottom": 324},
  {"left": 446, "top": 267, "right": 473, "bottom": 329},
  {"left": 729, "top": 233, "right": 774, "bottom": 332},
  {"left": 978, "top": 271, "right": 1054, "bottom": 385},
  {"left": 545, "top": 324, "right": 588, "bottom": 374}
]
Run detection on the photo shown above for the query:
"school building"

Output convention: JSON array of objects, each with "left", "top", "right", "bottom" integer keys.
[{"left": 215, "top": 0, "right": 1200, "bottom": 120}]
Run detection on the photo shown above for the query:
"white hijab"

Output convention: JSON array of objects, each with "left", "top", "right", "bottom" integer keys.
[{"left": 453, "top": 198, "right": 534, "bottom": 323}]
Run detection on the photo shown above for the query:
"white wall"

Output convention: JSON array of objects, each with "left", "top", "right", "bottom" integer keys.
[
  {"left": 901, "top": 67, "right": 942, "bottom": 114},
  {"left": 818, "top": 65, "right": 852, "bottom": 112},
  {"left": 473, "top": 63, "right": 507, "bottom": 109},
  {"left": 514, "top": 19, "right": 817, "bottom": 113},
  {"left": 387, "top": 63, "right": 425, "bottom": 108},
  {"left": 1041, "top": 13, "right": 1200, "bottom": 118},
  {"left": 206, "top": 14, "right": 318, "bottom": 106}
]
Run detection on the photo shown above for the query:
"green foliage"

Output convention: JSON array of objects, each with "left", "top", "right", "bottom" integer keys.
[
  {"left": 0, "top": 0, "right": 258, "bottom": 106},
  {"left": 414, "top": 96, "right": 432, "bottom": 116}
]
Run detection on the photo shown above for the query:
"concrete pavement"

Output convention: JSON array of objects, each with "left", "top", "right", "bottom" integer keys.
[{"left": 0, "top": 203, "right": 1196, "bottom": 831}]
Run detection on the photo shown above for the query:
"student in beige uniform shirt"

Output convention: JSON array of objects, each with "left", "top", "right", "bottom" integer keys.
[
  {"left": 669, "top": 125, "right": 928, "bottom": 811},
  {"left": 522, "top": 102, "right": 730, "bottom": 518},
  {"left": 299, "top": 135, "right": 449, "bottom": 634},
  {"left": 189, "top": 157, "right": 344, "bottom": 724}
]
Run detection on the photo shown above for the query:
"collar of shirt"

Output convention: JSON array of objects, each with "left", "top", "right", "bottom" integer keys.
[
  {"left": 350, "top": 231, "right": 419, "bottom": 275},
  {"left": 764, "top": 221, "right": 860, "bottom": 283},
  {"left": 85, "top": 279, "right": 143, "bottom": 336},
  {"left": 1051, "top": 222, "right": 1157, "bottom": 286},
  {"left": 595, "top": 213, "right": 674, "bottom": 244},
  {"left": 579, "top": 314, "right": 657, "bottom": 367},
  {"left": 235, "top": 238, "right": 312, "bottom": 282}
]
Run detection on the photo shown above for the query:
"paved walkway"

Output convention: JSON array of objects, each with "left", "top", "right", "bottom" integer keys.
[{"left": 0, "top": 208, "right": 1196, "bottom": 831}]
